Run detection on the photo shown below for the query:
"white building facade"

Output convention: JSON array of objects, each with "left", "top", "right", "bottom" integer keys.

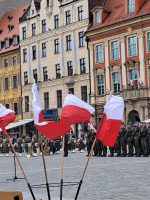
[{"left": 19, "top": 0, "right": 90, "bottom": 127}]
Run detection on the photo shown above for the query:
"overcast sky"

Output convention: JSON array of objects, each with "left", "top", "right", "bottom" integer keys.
[{"left": 0, "top": 0, "right": 31, "bottom": 19}]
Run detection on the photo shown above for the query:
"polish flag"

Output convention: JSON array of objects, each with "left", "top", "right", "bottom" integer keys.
[
  {"left": 0, "top": 104, "right": 15, "bottom": 136},
  {"left": 61, "top": 94, "right": 95, "bottom": 125},
  {"left": 32, "top": 81, "right": 71, "bottom": 140},
  {"left": 96, "top": 95, "right": 124, "bottom": 147}
]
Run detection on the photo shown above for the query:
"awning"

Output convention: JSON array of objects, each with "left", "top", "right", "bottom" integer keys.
[
  {"left": 143, "top": 119, "right": 150, "bottom": 123},
  {"left": 0, "top": 119, "right": 33, "bottom": 131}
]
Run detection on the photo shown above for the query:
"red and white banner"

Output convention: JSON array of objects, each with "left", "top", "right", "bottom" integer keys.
[
  {"left": 32, "top": 81, "right": 71, "bottom": 139},
  {"left": 61, "top": 94, "right": 95, "bottom": 125},
  {"left": 0, "top": 104, "right": 15, "bottom": 136},
  {"left": 96, "top": 95, "right": 124, "bottom": 147}
]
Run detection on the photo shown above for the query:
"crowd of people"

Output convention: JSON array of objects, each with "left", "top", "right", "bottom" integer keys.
[{"left": 0, "top": 122, "right": 150, "bottom": 158}]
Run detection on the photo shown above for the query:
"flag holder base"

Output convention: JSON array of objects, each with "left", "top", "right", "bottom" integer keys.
[
  {"left": 31, "top": 181, "right": 79, "bottom": 188},
  {"left": 7, "top": 154, "right": 25, "bottom": 182}
]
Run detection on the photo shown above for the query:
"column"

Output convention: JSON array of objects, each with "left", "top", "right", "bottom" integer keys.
[
  {"left": 138, "top": 32, "right": 144, "bottom": 82},
  {"left": 104, "top": 40, "right": 110, "bottom": 91},
  {"left": 120, "top": 36, "right": 126, "bottom": 88}
]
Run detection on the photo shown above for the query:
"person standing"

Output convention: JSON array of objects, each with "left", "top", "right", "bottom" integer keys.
[
  {"left": 140, "top": 122, "right": 148, "bottom": 157},
  {"left": 64, "top": 134, "right": 69, "bottom": 157}
]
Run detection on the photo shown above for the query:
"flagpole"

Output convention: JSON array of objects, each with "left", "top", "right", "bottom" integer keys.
[
  {"left": 40, "top": 134, "right": 51, "bottom": 200},
  {"left": 3, "top": 130, "right": 36, "bottom": 200},
  {"left": 60, "top": 136, "right": 65, "bottom": 200},
  {"left": 75, "top": 137, "right": 97, "bottom": 200}
]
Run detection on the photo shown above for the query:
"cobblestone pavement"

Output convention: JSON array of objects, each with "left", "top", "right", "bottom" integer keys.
[{"left": 0, "top": 152, "right": 150, "bottom": 200}]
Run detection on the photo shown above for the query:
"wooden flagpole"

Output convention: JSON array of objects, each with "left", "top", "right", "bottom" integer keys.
[
  {"left": 74, "top": 137, "right": 97, "bottom": 200},
  {"left": 39, "top": 134, "right": 51, "bottom": 200},
  {"left": 4, "top": 132, "right": 36, "bottom": 200},
  {"left": 60, "top": 136, "right": 65, "bottom": 200}
]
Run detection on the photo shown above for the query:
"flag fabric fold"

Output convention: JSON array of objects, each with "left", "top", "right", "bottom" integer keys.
[
  {"left": 96, "top": 95, "right": 124, "bottom": 147},
  {"left": 0, "top": 104, "right": 15, "bottom": 136},
  {"left": 32, "top": 81, "right": 71, "bottom": 140},
  {"left": 61, "top": 94, "right": 95, "bottom": 124}
]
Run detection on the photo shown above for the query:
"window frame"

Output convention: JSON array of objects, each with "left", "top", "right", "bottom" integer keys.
[
  {"left": 127, "top": 0, "right": 135, "bottom": 14},
  {"left": 95, "top": 44, "right": 104, "bottom": 63},
  {"left": 111, "top": 40, "right": 120, "bottom": 60},
  {"left": 66, "top": 35, "right": 72, "bottom": 51},
  {"left": 54, "top": 14, "right": 59, "bottom": 29},
  {"left": 127, "top": 35, "right": 137, "bottom": 57},
  {"left": 78, "top": 6, "right": 83, "bottom": 21},
  {"left": 56, "top": 64, "right": 61, "bottom": 79},
  {"left": 78, "top": 31, "right": 85, "bottom": 47},
  {"left": 66, "top": 10, "right": 71, "bottom": 25},
  {"left": 97, "top": 74, "right": 104, "bottom": 96},
  {"left": 67, "top": 61, "right": 73, "bottom": 76}
]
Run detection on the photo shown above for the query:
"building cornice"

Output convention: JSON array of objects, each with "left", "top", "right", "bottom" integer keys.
[{"left": 86, "top": 13, "right": 150, "bottom": 38}]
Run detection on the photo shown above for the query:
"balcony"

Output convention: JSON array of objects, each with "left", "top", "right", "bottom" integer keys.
[{"left": 121, "top": 87, "right": 150, "bottom": 101}]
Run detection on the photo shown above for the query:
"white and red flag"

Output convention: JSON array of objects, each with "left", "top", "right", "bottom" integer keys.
[
  {"left": 0, "top": 104, "right": 15, "bottom": 136},
  {"left": 96, "top": 95, "right": 124, "bottom": 147},
  {"left": 32, "top": 81, "right": 71, "bottom": 140},
  {"left": 61, "top": 94, "right": 95, "bottom": 125}
]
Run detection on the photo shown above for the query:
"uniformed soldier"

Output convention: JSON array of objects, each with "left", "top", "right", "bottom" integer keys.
[
  {"left": 140, "top": 122, "right": 148, "bottom": 157},
  {"left": 133, "top": 122, "right": 141, "bottom": 157},
  {"left": 64, "top": 134, "right": 69, "bottom": 157},
  {"left": 115, "top": 131, "right": 121, "bottom": 157},
  {"left": 147, "top": 122, "right": 150, "bottom": 155},
  {"left": 127, "top": 124, "right": 134, "bottom": 157},
  {"left": 120, "top": 125, "right": 127, "bottom": 157}
]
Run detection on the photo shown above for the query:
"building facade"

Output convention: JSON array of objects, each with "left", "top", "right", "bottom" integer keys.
[
  {"left": 0, "top": 4, "right": 29, "bottom": 122},
  {"left": 86, "top": 0, "right": 150, "bottom": 125},
  {"left": 19, "top": 0, "right": 90, "bottom": 129}
]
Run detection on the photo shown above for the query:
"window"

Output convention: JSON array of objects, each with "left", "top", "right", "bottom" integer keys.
[
  {"left": 4, "top": 77, "right": 9, "bottom": 90},
  {"left": 81, "top": 86, "right": 87, "bottom": 102},
  {"left": 13, "top": 36, "right": 18, "bottom": 46},
  {"left": 12, "top": 56, "right": 17, "bottom": 66},
  {"left": 78, "top": 6, "right": 83, "bottom": 21},
  {"left": 80, "top": 58, "right": 86, "bottom": 74},
  {"left": 79, "top": 32, "right": 85, "bottom": 47},
  {"left": 33, "top": 69, "right": 38, "bottom": 83},
  {"left": 95, "top": 11, "right": 100, "bottom": 23},
  {"left": 32, "top": 23, "right": 36, "bottom": 36},
  {"left": 32, "top": 46, "right": 36, "bottom": 60},
  {"left": 42, "top": 42, "right": 46, "bottom": 57},
  {"left": 54, "top": 39, "right": 59, "bottom": 54},
  {"left": 13, "top": 75, "right": 17, "bottom": 88},
  {"left": 97, "top": 74, "right": 104, "bottom": 96},
  {"left": 147, "top": 32, "right": 150, "bottom": 52},
  {"left": 6, "top": 104, "right": 9, "bottom": 109},
  {"left": 46, "top": 0, "right": 49, "bottom": 7},
  {"left": 24, "top": 71, "right": 28, "bottom": 85},
  {"left": 111, "top": 40, "right": 119, "bottom": 60},
  {"left": 66, "top": 35, "right": 72, "bottom": 51},
  {"left": 54, "top": 15, "right": 59, "bottom": 29},
  {"left": 129, "top": 68, "right": 138, "bottom": 89},
  {"left": 22, "top": 27, "right": 27, "bottom": 39},
  {"left": 56, "top": 64, "right": 61, "bottom": 79},
  {"left": 23, "top": 48, "right": 27, "bottom": 62},
  {"left": 5, "top": 39, "right": 10, "bottom": 48},
  {"left": 67, "top": 61, "right": 73, "bottom": 76},
  {"left": 96, "top": 44, "right": 103, "bottom": 63},
  {"left": 14, "top": 103, "right": 18, "bottom": 114},
  {"left": 57, "top": 90, "right": 62, "bottom": 108},
  {"left": 25, "top": 96, "right": 29, "bottom": 112},
  {"left": 127, "top": 0, "right": 135, "bottom": 13},
  {"left": 42, "top": 19, "right": 46, "bottom": 33},
  {"left": 4, "top": 59, "right": 8, "bottom": 67},
  {"left": 44, "top": 92, "right": 49, "bottom": 110},
  {"left": 69, "top": 88, "right": 74, "bottom": 95},
  {"left": 128, "top": 36, "right": 137, "bottom": 56},
  {"left": 66, "top": 10, "right": 71, "bottom": 25},
  {"left": 43, "top": 67, "right": 48, "bottom": 81},
  {"left": 112, "top": 72, "right": 120, "bottom": 93}
]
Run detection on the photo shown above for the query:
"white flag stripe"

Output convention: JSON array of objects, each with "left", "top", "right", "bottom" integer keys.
[
  {"left": 63, "top": 94, "right": 95, "bottom": 114},
  {"left": 32, "top": 81, "right": 47, "bottom": 125},
  {"left": 104, "top": 95, "right": 124, "bottom": 121},
  {"left": 0, "top": 104, "right": 14, "bottom": 117}
]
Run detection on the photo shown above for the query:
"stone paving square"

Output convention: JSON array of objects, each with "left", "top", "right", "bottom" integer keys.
[{"left": 0, "top": 152, "right": 150, "bottom": 200}]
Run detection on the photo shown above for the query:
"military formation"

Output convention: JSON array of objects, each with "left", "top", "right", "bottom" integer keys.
[
  {"left": 87, "top": 122, "right": 150, "bottom": 157},
  {"left": 0, "top": 122, "right": 150, "bottom": 158}
]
